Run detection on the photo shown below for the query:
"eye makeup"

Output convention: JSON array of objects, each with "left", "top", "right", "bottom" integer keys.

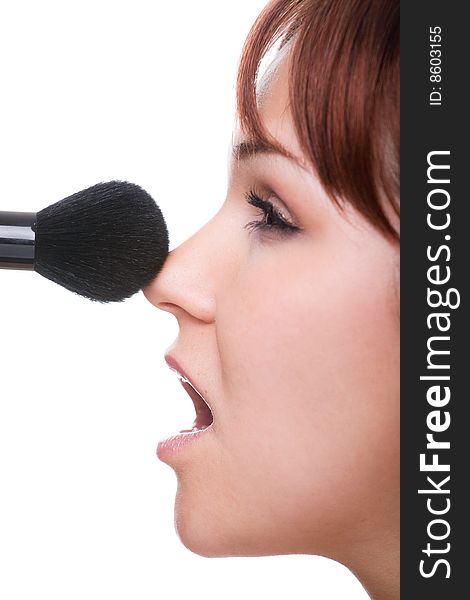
[{"left": 244, "top": 189, "right": 300, "bottom": 235}]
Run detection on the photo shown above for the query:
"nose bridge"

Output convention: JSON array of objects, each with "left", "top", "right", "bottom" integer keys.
[{"left": 144, "top": 214, "right": 222, "bottom": 323}]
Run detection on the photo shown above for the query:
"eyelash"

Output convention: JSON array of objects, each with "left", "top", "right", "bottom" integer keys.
[{"left": 244, "top": 189, "right": 299, "bottom": 234}]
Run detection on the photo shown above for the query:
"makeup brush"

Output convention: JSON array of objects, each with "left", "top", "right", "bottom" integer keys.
[{"left": 0, "top": 181, "right": 169, "bottom": 302}]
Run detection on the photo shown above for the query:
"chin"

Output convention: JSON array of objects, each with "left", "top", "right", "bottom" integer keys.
[
  {"left": 174, "top": 508, "right": 248, "bottom": 558},
  {"left": 174, "top": 513, "right": 233, "bottom": 558},
  {"left": 173, "top": 485, "right": 271, "bottom": 559},
  {"left": 173, "top": 485, "right": 226, "bottom": 558}
]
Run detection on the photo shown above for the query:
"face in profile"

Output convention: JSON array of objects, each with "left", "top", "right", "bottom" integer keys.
[{"left": 144, "top": 9, "right": 399, "bottom": 594}]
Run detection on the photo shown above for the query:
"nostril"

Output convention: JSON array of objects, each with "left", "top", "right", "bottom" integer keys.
[{"left": 157, "top": 301, "right": 181, "bottom": 313}]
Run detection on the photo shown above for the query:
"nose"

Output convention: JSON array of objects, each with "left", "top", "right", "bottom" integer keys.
[{"left": 143, "top": 221, "right": 217, "bottom": 324}]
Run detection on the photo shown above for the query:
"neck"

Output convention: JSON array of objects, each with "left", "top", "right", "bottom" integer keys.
[{"left": 345, "top": 522, "right": 400, "bottom": 600}]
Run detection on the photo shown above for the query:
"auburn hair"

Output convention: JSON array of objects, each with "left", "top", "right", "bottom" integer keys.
[{"left": 236, "top": 0, "right": 400, "bottom": 240}]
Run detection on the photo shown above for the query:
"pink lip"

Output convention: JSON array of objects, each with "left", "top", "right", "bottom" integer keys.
[
  {"left": 164, "top": 354, "right": 192, "bottom": 384},
  {"left": 157, "top": 354, "right": 214, "bottom": 462},
  {"left": 157, "top": 425, "right": 214, "bottom": 462}
]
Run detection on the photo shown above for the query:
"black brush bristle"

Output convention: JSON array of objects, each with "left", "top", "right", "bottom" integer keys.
[{"left": 34, "top": 181, "right": 169, "bottom": 302}]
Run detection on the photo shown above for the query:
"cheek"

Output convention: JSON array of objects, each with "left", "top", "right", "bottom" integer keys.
[{"left": 214, "top": 242, "right": 399, "bottom": 538}]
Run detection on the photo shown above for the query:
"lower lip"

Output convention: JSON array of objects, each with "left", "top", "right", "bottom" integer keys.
[{"left": 157, "top": 424, "right": 214, "bottom": 461}]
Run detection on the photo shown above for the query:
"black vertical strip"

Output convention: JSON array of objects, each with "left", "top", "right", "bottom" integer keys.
[{"left": 401, "top": 2, "right": 469, "bottom": 598}]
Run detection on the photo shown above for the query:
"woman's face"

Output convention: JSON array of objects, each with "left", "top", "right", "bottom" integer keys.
[{"left": 144, "top": 47, "right": 399, "bottom": 561}]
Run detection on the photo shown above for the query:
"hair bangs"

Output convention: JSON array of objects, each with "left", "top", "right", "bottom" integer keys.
[{"left": 236, "top": 0, "right": 400, "bottom": 240}]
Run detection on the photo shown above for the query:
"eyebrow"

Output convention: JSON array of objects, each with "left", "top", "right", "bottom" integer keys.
[{"left": 232, "top": 138, "right": 308, "bottom": 171}]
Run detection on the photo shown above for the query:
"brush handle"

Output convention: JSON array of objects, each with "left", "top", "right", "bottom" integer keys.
[{"left": 0, "top": 211, "right": 36, "bottom": 270}]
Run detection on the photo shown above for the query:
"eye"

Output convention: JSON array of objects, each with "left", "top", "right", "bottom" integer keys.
[{"left": 244, "top": 189, "right": 299, "bottom": 235}]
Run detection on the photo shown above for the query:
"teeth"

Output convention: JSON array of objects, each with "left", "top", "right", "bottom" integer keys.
[
  {"left": 167, "top": 365, "right": 213, "bottom": 431},
  {"left": 170, "top": 367, "right": 211, "bottom": 409},
  {"left": 168, "top": 367, "right": 191, "bottom": 388},
  {"left": 178, "top": 427, "right": 205, "bottom": 434}
]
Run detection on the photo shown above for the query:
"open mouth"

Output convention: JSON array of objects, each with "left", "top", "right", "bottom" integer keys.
[
  {"left": 175, "top": 374, "right": 214, "bottom": 433},
  {"left": 157, "top": 356, "right": 215, "bottom": 460}
]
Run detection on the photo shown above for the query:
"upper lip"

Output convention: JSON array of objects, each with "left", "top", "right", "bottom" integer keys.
[{"left": 164, "top": 354, "right": 213, "bottom": 414}]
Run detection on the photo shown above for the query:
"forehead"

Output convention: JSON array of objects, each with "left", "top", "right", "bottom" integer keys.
[
  {"left": 256, "top": 42, "right": 291, "bottom": 112},
  {"left": 234, "top": 43, "right": 304, "bottom": 161}
]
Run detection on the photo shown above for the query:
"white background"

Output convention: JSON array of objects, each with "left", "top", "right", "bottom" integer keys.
[{"left": 0, "top": 1, "right": 368, "bottom": 598}]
